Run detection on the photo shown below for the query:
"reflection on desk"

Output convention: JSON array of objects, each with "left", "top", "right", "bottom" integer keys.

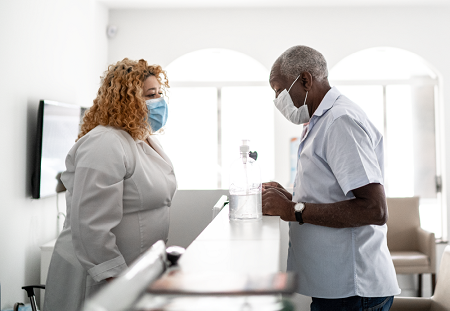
[
  {"left": 134, "top": 295, "right": 294, "bottom": 311},
  {"left": 134, "top": 207, "right": 287, "bottom": 310},
  {"left": 148, "top": 270, "right": 297, "bottom": 296}
]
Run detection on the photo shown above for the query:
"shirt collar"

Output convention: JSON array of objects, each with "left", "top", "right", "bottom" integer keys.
[{"left": 312, "top": 86, "right": 341, "bottom": 118}]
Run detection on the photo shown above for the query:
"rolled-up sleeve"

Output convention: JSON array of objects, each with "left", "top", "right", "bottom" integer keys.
[
  {"left": 70, "top": 131, "right": 129, "bottom": 282},
  {"left": 324, "top": 115, "right": 383, "bottom": 196}
]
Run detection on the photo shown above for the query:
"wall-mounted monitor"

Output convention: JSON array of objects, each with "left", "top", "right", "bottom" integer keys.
[{"left": 31, "top": 100, "right": 85, "bottom": 199}]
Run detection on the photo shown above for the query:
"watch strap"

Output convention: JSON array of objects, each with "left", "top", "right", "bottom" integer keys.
[{"left": 294, "top": 202, "right": 305, "bottom": 225}]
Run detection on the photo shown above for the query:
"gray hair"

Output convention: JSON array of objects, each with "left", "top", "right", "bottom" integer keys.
[{"left": 277, "top": 45, "right": 328, "bottom": 81}]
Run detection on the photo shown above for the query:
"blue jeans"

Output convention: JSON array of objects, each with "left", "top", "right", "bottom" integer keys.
[{"left": 311, "top": 296, "right": 394, "bottom": 311}]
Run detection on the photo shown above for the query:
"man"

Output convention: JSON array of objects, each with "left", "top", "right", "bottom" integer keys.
[{"left": 262, "top": 45, "right": 400, "bottom": 311}]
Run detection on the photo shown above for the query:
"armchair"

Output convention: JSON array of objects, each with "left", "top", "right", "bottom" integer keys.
[
  {"left": 386, "top": 197, "right": 436, "bottom": 297},
  {"left": 390, "top": 245, "right": 450, "bottom": 311}
]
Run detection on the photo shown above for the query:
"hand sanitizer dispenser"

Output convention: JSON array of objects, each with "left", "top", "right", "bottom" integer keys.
[{"left": 229, "top": 140, "right": 262, "bottom": 221}]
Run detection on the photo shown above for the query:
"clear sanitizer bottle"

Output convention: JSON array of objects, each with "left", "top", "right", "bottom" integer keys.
[{"left": 229, "top": 140, "right": 262, "bottom": 221}]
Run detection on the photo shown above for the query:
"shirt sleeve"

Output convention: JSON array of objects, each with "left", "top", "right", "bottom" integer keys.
[
  {"left": 323, "top": 115, "right": 383, "bottom": 196},
  {"left": 69, "top": 130, "right": 129, "bottom": 282}
]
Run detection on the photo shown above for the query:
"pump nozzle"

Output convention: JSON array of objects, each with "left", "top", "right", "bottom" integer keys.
[
  {"left": 240, "top": 140, "right": 250, "bottom": 154},
  {"left": 240, "top": 140, "right": 250, "bottom": 164}
]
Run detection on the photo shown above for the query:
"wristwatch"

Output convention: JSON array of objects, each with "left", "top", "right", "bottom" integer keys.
[{"left": 294, "top": 202, "right": 306, "bottom": 225}]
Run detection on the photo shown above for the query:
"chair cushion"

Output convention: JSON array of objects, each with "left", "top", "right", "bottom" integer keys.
[{"left": 390, "top": 251, "right": 429, "bottom": 267}]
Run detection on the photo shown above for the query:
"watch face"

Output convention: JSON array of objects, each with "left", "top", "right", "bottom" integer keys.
[{"left": 295, "top": 203, "right": 305, "bottom": 212}]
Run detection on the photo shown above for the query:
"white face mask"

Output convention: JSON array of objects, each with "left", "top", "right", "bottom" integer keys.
[{"left": 273, "top": 75, "right": 310, "bottom": 125}]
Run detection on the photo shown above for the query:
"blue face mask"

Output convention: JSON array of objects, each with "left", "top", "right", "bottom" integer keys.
[{"left": 146, "top": 97, "right": 168, "bottom": 132}]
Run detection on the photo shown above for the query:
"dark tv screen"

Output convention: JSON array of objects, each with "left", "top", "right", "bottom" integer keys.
[{"left": 32, "top": 100, "right": 85, "bottom": 199}]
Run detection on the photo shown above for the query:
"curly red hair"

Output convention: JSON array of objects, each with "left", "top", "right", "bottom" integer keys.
[{"left": 78, "top": 58, "right": 169, "bottom": 141}]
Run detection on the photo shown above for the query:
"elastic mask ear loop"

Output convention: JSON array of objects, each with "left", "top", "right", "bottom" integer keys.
[
  {"left": 303, "top": 91, "right": 308, "bottom": 106},
  {"left": 288, "top": 75, "right": 301, "bottom": 93}
]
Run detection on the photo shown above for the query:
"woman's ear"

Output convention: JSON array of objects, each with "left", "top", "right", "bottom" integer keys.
[{"left": 301, "top": 72, "right": 313, "bottom": 91}]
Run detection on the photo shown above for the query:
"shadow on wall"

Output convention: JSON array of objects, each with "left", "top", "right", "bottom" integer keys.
[{"left": 167, "top": 189, "right": 228, "bottom": 249}]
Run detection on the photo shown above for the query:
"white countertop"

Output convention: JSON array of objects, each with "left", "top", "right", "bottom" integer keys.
[
  {"left": 132, "top": 206, "right": 284, "bottom": 310},
  {"left": 177, "top": 206, "right": 281, "bottom": 274}
]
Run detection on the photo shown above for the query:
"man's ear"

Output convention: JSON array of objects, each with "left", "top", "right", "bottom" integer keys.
[{"left": 301, "top": 72, "right": 313, "bottom": 91}]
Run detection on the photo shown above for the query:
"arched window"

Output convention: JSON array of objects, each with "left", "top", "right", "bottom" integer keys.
[
  {"left": 329, "top": 47, "right": 444, "bottom": 239},
  {"left": 158, "top": 49, "right": 275, "bottom": 190}
]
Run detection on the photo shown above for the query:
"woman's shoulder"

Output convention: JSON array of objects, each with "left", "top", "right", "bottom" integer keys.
[
  {"left": 87, "top": 125, "right": 133, "bottom": 140},
  {"left": 147, "top": 134, "right": 163, "bottom": 148},
  {"left": 76, "top": 125, "right": 137, "bottom": 149},
  {"left": 64, "top": 126, "right": 137, "bottom": 179},
  {"left": 70, "top": 126, "right": 137, "bottom": 165}
]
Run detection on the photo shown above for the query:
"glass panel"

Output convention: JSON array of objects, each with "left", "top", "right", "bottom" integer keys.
[
  {"left": 221, "top": 86, "right": 275, "bottom": 189},
  {"left": 385, "top": 85, "right": 415, "bottom": 197},
  {"left": 166, "top": 49, "right": 268, "bottom": 82},
  {"left": 157, "top": 87, "right": 218, "bottom": 189},
  {"left": 329, "top": 47, "right": 436, "bottom": 80},
  {"left": 333, "top": 85, "right": 384, "bottom": 134},
  {"left": 420, "top": 198, "right": 442, "bottom": 238},
  {"left": 409, "top": 85, "right": 440, "bottom": 235},
  {"left": 410, "top": 84, "right": 437, "bottom": 198}
]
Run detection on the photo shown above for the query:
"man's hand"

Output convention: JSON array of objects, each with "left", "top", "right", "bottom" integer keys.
[
  {"left": 262, "top": 181, "right": 292, "bottom": 201},
  {"left": 262, "top": 187, "right": 296, "bottom": 222}
]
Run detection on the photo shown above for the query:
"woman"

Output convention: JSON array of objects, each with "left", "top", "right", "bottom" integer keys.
[{"left": 43, "top": 59, "right": 177, "bottom": 311}]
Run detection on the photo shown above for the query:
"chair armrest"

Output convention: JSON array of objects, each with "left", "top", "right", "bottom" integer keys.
[
  {"left": 416, "top": 227, "right": 436, "bottom": 271},
  {"left": 391, "top": 297, "right": 432, "bottom": 311}
]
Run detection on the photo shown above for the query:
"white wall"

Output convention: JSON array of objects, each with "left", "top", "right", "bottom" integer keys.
[
  {"left": 0, "top": 0, "right": 108, "bottom": 308},
  {"left": 109, "top": 6, "right": 450, "bottom": 239}
]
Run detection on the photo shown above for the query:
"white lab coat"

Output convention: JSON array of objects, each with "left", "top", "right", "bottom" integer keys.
[{"left": 43, "top": 125, "right": 177, "bottom": 311}]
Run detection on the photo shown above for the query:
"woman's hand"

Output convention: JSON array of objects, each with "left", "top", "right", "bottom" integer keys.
[{"left": 262, "top": 181, "right": 292, "bottom": 201}]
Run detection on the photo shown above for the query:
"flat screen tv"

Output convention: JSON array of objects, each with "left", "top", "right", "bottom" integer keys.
[{"left": 32, "top": 100, "right": 85, "bottom": 199}]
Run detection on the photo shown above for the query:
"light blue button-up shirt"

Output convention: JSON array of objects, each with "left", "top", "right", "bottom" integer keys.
[{"left": 288, "top": 87, "right": 400, "bottom": 298}]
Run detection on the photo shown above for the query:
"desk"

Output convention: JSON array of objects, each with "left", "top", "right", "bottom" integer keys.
[
  {"left": 133, "top": 207, "right": 284, "bottom": 310},
  {"left": 178, "top": 206, "right": 281, "bottom": 274}
]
